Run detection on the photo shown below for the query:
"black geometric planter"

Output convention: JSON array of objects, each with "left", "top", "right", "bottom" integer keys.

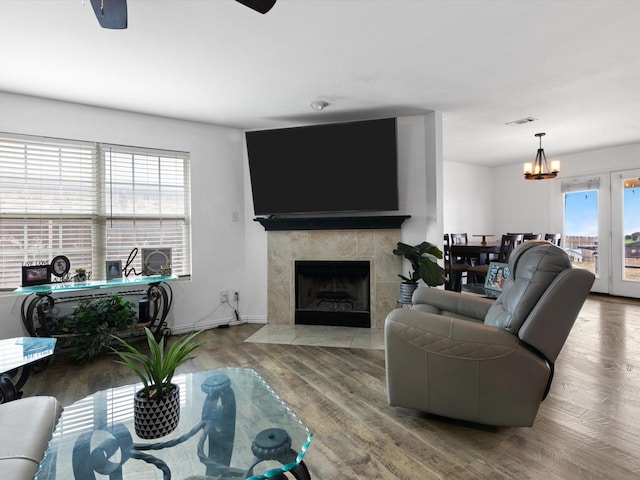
[{"left": 133, "top": 383, "right": 180, "bottom": 439}]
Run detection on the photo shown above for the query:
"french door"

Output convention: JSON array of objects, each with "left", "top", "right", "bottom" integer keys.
[
  {"left": 562, "top": 176, "right": 609, "bottom": 293},
  {"left": 610, "top": 169, "right": 640, "bottom": 297},
  {"left": 563, "top": 171, "right": 640, "bottom": 298}
]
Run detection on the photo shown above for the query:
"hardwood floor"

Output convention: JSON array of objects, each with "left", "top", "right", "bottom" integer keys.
[{"left": 25, "top": 293, "right": 640, "bottom": 479}]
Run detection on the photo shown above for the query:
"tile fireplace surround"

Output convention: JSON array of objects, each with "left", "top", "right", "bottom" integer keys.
[{"left": 267, "top": 229, "right": 402, "bottom": 329}]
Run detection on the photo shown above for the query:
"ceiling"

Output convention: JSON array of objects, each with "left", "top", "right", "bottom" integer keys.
[{"left": 2, "top": 0, "right": 640, "bottom": 167}]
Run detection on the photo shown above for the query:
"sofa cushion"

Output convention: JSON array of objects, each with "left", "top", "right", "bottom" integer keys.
[{"left": 0, "top": 396, "right": 62, "bottom": 480}]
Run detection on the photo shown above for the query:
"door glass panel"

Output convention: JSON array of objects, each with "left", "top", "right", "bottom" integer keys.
[
  {"left": 623, "top": 177, "right": 640, "bottom": 281},
  {"left": 564, "top": 190, "right": 599, "bottom": 276}
]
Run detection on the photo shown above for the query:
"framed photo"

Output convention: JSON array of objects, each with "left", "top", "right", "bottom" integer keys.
[
  {"left": 141, "top": 248, "right": 172, "bottom": 276},
  {"left": 106, "top": 260, "right": 123, "bottom": 280},
  {"left": 22, "top": 265, "right": 51, "bottom": 287},
  {"left": 51, "top": 255, "right": 70, "bottom": 278},
  {"left": 484, "top": 262, "right": 510, "bottom": 294}
]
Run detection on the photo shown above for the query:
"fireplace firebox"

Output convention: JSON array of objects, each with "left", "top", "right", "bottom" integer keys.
[{"left": 295, "top": 260, "right": 370, "bottom": 328}]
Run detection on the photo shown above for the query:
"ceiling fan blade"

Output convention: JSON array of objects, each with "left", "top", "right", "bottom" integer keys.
[
  {"left": 235, "top": 0, "right": 277, "bottom": 14},
  {"left": 90, "top": 0, "right": 128, "bottom": 29}
]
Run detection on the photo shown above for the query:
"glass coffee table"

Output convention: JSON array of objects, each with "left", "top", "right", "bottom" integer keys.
[
  {"left": 0, "top": 336, "right": 56, "bottom": 403},
  {"left": 35, "top": 368, "right": 313, "bottom": 480}
]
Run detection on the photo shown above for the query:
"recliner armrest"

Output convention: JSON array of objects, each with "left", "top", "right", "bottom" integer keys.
[
  {"left": 386, "top": 308, "right": 518, "bottom": 357},
  {"left": 412, "top": 287, "right": 493, "bottom": 322}
]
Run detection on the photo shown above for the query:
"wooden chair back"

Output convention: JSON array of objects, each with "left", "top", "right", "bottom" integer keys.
[
  {"left": 545, "top": 233, "right": 562, "bottom": 246},
  {"left": 523, "top": 233, "right": 542, "bottom": 241},
  {"left": 450, "top": 233, "right": 468, "bottom": 245},
  {"left": 496, "top": 234, "right": 524, "bottom": 263}
]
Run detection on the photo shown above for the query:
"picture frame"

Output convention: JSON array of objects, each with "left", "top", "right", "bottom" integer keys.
[
  {"left": 106, "top": 260, "right": 123, "bottom": 280},
  {"left": 484, "top": 262, "right": 510, "bottom": 295},
  {"left": 141, "top": 248, "right": 172, "bottom": 276},
  {"left": 22, "top": 265, "right": 51, "bottom": 287},
  {"left": 51, "top": 255, "right": 70, "bottom": 278}
]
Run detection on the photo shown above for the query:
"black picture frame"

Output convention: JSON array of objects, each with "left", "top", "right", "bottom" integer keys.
[
  {"left": 106, "top": 260, "right": 123, "bottom": 280},
  {"left": 51, "top": 255, "right": 70, "bottom": 278},
  {"left": 22, "top": 265, "right": 51, "bottom": 287}
]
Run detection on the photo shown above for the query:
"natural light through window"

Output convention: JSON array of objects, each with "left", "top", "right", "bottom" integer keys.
[{"left": 0, "top": 133, "right": 191, "bottom": 289}]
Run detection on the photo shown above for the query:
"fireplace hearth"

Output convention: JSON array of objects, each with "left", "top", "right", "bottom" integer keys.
[{"left": 295, "top": 260, "right": 370, "bottom": 328}]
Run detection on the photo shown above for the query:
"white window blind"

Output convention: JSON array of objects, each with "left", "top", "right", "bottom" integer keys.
[
  {"left": 0, "top": 133, "right": 191, "bottom": 289},
  {"left": 561, "top": 176, "right": 601, "bottom": 193}
]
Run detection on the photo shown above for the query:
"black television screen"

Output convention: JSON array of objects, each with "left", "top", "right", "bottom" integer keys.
[{"left": 245, "top": 118, "right": 399, "bottom": 216}]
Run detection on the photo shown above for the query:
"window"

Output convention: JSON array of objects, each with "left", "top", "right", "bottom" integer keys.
[
  {"left": 0, "top": 133, "right": 191, "bottom": 289},
  {"left": 562, "top": 177, "right": 600, "bottom": 276}
]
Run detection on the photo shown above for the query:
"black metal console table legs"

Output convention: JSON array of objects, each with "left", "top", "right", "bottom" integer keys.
[{"left": 20, "top": 281, "right": 173, "bottom": 352}]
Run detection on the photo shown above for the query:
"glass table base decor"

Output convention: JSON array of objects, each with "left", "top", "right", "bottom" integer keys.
[{"left": 35, "top": 368, "right": 313, "bottom": 480}]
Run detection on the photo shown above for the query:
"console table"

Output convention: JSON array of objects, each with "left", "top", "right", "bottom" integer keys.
[{"left": 15, "top": 275, "right": 177, "bottom": 353}]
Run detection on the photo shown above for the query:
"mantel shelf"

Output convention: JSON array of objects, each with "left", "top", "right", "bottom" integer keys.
[{"left": 254, "top": 215, "right": 411, "bottom": 231}]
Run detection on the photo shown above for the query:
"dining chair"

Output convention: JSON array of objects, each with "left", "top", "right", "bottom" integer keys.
[
  {"left": 450, "top": 232, "right": 480, "bottom": 266},
  {"left": 450, "top": 233, "right": 468, "bottom": 245},
  {"left": 523, "top": 233, "right": 542, "bottom": 241},
  {"left": 545, "top": 233, "right": 562, "bottom": 246},
  {"left": 443, "top": 234, "right": 470, "bottom": 292},
  {"left": 467, "top": 233, "right": 524, "bottom": 282}
]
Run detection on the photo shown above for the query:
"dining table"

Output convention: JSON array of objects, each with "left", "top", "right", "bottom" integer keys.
[
  {"left": 450, "top": 241, "right": 501, "bottom": 265},
  {"left": 471, "top": 234, "right": 495, "bottom": 245}
]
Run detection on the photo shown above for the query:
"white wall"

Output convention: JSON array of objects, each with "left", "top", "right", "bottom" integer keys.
[
  {"left": 0, "top": 92, "right": 246, "bottom": 338},
  {"left": 442, "top": 161, "right": 493, "bottom": 235},
  {"left": 0, "top": 97, "right": 447, "bottom": 336},
  {"left": 491, "top": 142, "right": 640, "bottom": 237}
]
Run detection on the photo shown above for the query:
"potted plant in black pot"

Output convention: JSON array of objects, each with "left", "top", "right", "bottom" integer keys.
[
  {"left": 393, "top": 241, "right": 445, "bottom": 303},
  {"left": 110, "top": 327, "right": 206, "bottom": 439}
]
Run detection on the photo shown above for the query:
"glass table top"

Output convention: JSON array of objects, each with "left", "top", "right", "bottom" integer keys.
[
  {"left": 0, "top": 337, "right": 56, "bottom": 374},
  {"left": 14, "top": 274, "right": 179, "bottom": 295},
  {"left": 35, "top": 368, "right": 313, "bottom": 480}
]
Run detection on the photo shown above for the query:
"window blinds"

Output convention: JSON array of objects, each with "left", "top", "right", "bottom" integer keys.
[
  {"left": 0, "top": 133, "right": 191, "bottom": 288},
  {"left": 561, "top": 177, "right": 601, "bottom": 193}
]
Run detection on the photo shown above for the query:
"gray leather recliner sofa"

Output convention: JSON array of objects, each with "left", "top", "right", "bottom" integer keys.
[
  {"left": 384, "top": 240, "right": 594, "bottom": 427},
  {"left": 0, "top": 396, "right": 62, "bottom": 480}
]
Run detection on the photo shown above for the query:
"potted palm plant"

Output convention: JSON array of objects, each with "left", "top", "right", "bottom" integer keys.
[
  {"left": 110, "top": 327, "right": 206, "bottom": 439},
  {"left": 393, "top": 241, "right": 445, "bottom": 303}
]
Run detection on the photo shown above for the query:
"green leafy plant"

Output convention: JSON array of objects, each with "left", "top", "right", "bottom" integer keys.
[
  {"left": 393, "top": 241, "right": 445, "bottom": 287},
  {"left": 110, "top": 328, "right": 206, "bottom": 400},
  {"left": 61, "top": 294, "right": 137, "bottom": 362}
]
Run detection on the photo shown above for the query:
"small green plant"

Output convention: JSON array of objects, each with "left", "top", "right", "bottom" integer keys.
[
  {"left": 110, "top": 328, "right": 206, "bottom": 400},
  {"left": 393, "top": 241, "right": 445, "bottom": 287}
]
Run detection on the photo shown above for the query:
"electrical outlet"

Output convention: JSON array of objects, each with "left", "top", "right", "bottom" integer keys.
[{"left": 220, "top": 290, "right": 229, "bottom": 303}]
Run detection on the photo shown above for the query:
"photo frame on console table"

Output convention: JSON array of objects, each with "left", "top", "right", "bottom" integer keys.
[
  {"left": 141, "top": 248, "right": 172, "bottom": 276},
  {"left": 22, "top": 265, "right": 51, "bottom": 287},
  {"left": 484, "top": 262, "right": 510, "bottom": 296},
  {"left": 106, "top": 260, "right": 123, "bottom": 280}
]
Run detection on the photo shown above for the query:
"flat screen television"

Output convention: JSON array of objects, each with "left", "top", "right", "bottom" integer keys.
[{"left": 245, "top": 117, "right": 399, "bottom": 216}]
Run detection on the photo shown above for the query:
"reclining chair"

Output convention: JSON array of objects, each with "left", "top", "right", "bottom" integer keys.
[{"left": 384, "top": 240, "right": 594, "bottom": 427}]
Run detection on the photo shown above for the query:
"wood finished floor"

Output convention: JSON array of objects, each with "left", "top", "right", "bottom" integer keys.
[{"left": 25, "top": 293, "right": 640, "bottom": 479}]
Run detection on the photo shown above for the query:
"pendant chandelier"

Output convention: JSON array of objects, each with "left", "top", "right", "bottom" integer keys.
[{"left": 523, "top": 132, "right": 560, "bottom": 180}]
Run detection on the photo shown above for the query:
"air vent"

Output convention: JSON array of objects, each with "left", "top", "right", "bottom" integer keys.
[{"left": 506, "top": 117, "right": 537, "bottom": 125}]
